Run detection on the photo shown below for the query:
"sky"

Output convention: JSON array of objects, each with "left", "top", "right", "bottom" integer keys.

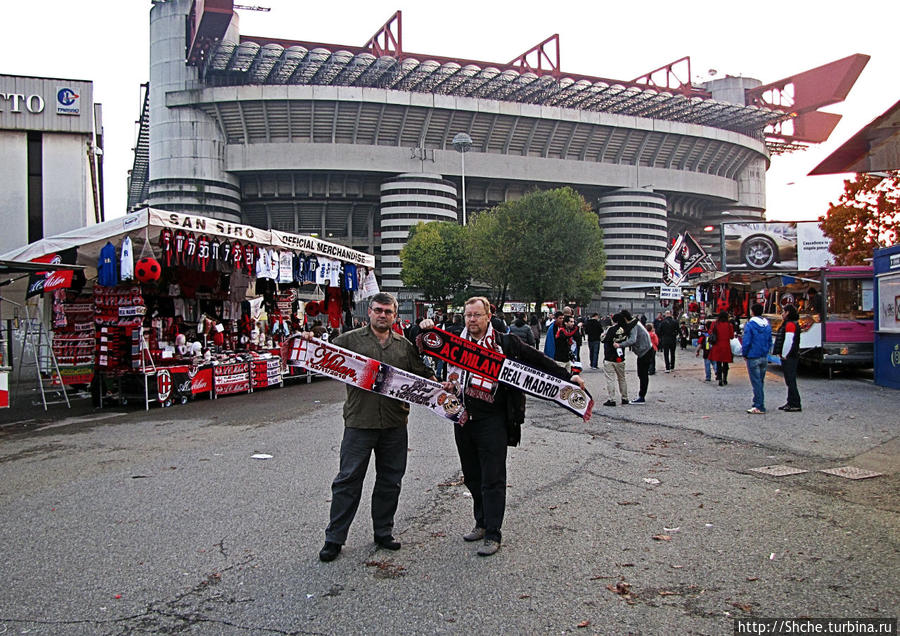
[{"left": 2, "top": 0, "right": 896, "bottom": 222}]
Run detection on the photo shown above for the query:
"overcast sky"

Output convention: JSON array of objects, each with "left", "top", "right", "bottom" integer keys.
[{"left": 2, "top": 0, "right": 895, "bottom": 222}]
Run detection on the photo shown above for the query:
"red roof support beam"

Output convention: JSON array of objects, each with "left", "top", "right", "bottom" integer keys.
[
  {"left": 748, "top": 54, "right": 869, "bottom": 144},
  {"left": 187, "top": 0, "right": 235, "bottom": 65},
  {"left": 508, "top": 34, "right": 561, "bottom": 78},
  {"left": 632, "top": 56, "right": 694, "bottom": 96},
  {"left": 364, "top": 10, "right": 402, "bottom": 59}
]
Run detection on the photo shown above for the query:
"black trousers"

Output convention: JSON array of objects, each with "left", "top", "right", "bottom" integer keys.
[
  {"left": 325, "top": 425, "right": 408, "bottom": 545},
  {"left": 782, "top": 357, "right": 801, "bottom": 407},
  {"left": 662, "top": 341, "right": 676, "bottom": 370},
  {"left": 636, "top": 349, "right": 654, "bottom": 398},
  {"left": 454, "top": 412, "right": 508, "bottom": 543}
]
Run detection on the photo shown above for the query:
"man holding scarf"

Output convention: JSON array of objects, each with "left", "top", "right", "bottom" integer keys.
[
  {"left": 424, "top": 297, "right": 585, "bottom": 556},
  {"left": 316, "top": 292, "right": 437, "bottom": 563}
]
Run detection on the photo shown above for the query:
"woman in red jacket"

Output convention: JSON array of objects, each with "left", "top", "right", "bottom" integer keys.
[{"left": 708, "top": 310, "right": 734, "bottom": 386}]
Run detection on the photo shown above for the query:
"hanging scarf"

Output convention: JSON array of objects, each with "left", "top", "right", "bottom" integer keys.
[{"left": 288, "top": 337, "right": 462, "bottom": 423}]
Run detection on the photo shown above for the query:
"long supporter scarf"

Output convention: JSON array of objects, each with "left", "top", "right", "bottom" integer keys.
[
  {"left": 417, "top": 327, "right": 593, "bottom": 421},
  {"left": 289, "top": 337, "right": 463, "bottom": 423}
]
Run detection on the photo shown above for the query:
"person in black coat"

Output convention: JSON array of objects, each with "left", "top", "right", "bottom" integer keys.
[{"left": 656, "top": 310, "right": 679, "bottom": 372}]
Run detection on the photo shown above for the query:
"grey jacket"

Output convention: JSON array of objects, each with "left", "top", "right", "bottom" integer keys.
[{"left": 621, "top": 320, "right": 653, "bottom": 357}]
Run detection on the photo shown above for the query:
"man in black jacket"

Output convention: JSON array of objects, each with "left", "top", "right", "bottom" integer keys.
[
  {"left": 421, "top": 297, "right": 584, "bottom": 557},
  {"left": 657, "top": 310, "right": 679, "bottom": 372},
  {"left": 583, "top": 313, "right": 604, "bottom": 369}
]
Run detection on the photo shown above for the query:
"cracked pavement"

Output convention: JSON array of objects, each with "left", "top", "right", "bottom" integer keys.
[{"left": 0, "top": 352, "right": 897, "bottom": 634}]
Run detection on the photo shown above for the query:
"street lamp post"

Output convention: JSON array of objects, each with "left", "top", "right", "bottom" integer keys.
[{"left": 451, "top": 132, "right": 472, "bottom": 225}]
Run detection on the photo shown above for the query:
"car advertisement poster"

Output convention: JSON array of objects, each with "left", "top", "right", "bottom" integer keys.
[{"left": 720, "top": 221, "right": 833, "bottom": 271}]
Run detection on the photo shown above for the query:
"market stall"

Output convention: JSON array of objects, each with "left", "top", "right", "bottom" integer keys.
[{"left": 0, "top": 208, "right": 377, "bottom": 409}]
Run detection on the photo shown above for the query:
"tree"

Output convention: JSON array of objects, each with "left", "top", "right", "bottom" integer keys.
[
  {"left": 399, "top": 221, "right": 471, "bottom": 307},
  {"left": 468, "top": 187, "right": 605, "bottom": 309},
  {"left": 819, "top": 172, "right": 900, "bottom": 265}
]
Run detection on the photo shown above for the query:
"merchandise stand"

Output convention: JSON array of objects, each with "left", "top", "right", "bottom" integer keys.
[{"left": 0, "top": 208, "right": 376, "bottom": 411}]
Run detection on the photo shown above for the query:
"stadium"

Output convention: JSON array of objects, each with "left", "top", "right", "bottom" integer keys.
[{"left": 129, "top": 0, "right": 867, "bottom": 312}]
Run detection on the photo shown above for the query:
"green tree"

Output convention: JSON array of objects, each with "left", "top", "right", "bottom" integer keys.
[
  {"left": 819, "top": 172, "right": 899, "bottom": 265},
  {"left": 468, "top": 187, "right": 605, "bottom": 308},
  {"left": 400, "top": 221, "right": 471, "bottom": 308}
]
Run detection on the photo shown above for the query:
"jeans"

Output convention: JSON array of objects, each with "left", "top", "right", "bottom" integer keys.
[
  {"left": 325, "top": 425, "right": 408, "bottom": 544},
  {"left": 703, "top": 357, "right": 713, "bottom": 380},
  {"left": 746, "top": 356, "right": 768, "bottom": 411},
  {"left": 454, "top": 412, "right": 508, "bottom": 543},
  {"left": 782, "top": 356, "right": 801, "bottom": 408},
  {"left": 588, "top": 340, "right": 601, "bottom": 368}
]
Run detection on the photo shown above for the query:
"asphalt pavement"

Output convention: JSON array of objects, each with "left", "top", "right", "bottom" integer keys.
[{"left": 0, "top": 346, "right": 897, "bottom": 635}]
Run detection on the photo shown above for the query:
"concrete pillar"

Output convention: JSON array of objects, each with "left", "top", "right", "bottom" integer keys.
[
  {"left": 148, "top": 0, "right": 241, "bottom": 221},
  {"left": 378, "top": 173, "right": 458, "bottom": 292},
  {"left": 597, "top": 188, "right": 668, "bottom": 303}
]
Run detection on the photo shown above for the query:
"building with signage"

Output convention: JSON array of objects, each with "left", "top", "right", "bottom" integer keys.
[
  {"left": 0, "top": 74, "right": 102, "bottom": 256},
  {"left": 129, "top": 0, "right": 867, "bottom": 307}
]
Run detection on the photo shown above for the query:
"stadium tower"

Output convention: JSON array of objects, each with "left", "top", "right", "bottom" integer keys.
[{"left": 130, "top": 0, "right": 867, "bottom": 310}]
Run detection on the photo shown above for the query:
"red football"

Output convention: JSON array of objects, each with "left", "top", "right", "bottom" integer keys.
[{"left": 135, "top": 257, "right": 162, "bottom": 282}]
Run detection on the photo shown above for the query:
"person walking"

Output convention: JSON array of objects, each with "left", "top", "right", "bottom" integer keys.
[
  {"left": 553, "top": 316, "right": 579, "bottom": 371},
  {"left": 618, "top": 310, "right": 654, "bottom": 403},
  {"left": 583, "top": 313, "right": 604, "bottom": 369},
  {"left": 646, "top": 323, "right": 659, "bottom": 375},
  {"left": 424, "top": 297, "right": 585, "bottom": 556},
  {"left": 316, "top": 292, "right": 438, "bottom": 563},
  {"left": 601, "top": 322, "right": 629, "bottom": 406},
  {"left": 708, "top": 311, "right": 735, "bottom": 386},
  {"left": 695, "top": 321, "right": 714, "bottom": 381},
  {"left": 774, "top": 304, "right": 803, "bottom": 412},
  {"left": 742, "top": 303, "right": 772, "bottom": 414},
  {"left": 508, "top": 313, "right": 536, "bottom": 347},
  {"left": 543, "top": 311, "right": 562, "bottom": 359},
  {"left": 679, "top": 322, "right": 690, "bottom": 350},
  {"left": 657, "top": 310, "right": 678, "bottom": 372}
]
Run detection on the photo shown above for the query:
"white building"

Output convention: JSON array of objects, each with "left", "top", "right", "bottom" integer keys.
[{"left": 0, "top": 74, "right": 102, "bottom": 256}]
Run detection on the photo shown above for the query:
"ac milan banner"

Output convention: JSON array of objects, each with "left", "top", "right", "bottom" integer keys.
[
  {"left": 417, "top": 328, "right": 594, "bottom": 421},
  {"left": 663, "top": 232, "right": 708, "bottom": 286},
  {"left": 26, "top": 250, "right": 78, "bottom": 298},
  {"left": 290, "top": 338, "right": 463, "bottom": 423}
]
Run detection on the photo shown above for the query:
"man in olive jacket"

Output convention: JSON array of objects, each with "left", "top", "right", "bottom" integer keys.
[{"left": 317, "top": 292, "right": 436, "bottom": 562}]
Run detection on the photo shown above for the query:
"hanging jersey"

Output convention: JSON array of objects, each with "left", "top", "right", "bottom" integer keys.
[
  {"left": 173, "top": 230, "right": 187, "bottom": 266},
  {"left": 343, "top": 263, "right": 358, "bottom": 290},
  {"left": 210, "top": 237, "right": 221, "bottom": 270},
  {"left": 244, "top": 243, "right": 256, "bottom": 275},
  {"left": 232, "top": 241, "right": 243, "bottom": 272},
  {"left": 197, "top": 235, "right": 211, "bottom": 272},
  {"left": 184, "top": 232, "right": 197, "bottom": 268},
  {"left": 120, "top": 236, "right": 134, "bottom": 281},
  {"left": 159, "top": 228, "right": 175, "bottom": 268},
  {"left": 98, "top": 241, "right": 118, "bottom": 287},
  {"left": 221, "top": 241, "right": 233, "bottom": 268},
  {"left": 256, "top": 248, "right": 270, "bottom": 279},
  {"left": 279, "top": 251, "right": 294, "bottom": 284}
]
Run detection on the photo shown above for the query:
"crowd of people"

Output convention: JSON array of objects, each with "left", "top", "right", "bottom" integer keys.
[{"left": 310, "top": 295, "right": 803, "bottom": 563}]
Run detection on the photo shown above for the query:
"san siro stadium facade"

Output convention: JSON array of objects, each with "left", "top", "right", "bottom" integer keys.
[{"left": 129, "top": 0, "right": 866, "bottom": 313}]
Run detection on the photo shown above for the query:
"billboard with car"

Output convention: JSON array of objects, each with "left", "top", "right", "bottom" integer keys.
[{"left": 720, "top": 221, "right": 834, "bottom": 271}]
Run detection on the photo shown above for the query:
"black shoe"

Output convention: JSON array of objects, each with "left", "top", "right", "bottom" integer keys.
[
  {"left": 319, "top": 541, "right": 341, "bottom": 562},
  {"left": 783, "top": 406, "right": 802, "bottom": 412},
  {"left": 621, "top": 399, "right": 629, "bottom": 405},
  {"left": 777, "top": 404, "right": 788, "bottom": 411},
  {"left": 602, "top": 400, "right": 617, "bottom": 407},
  {"left": 375, "top": 536, "right": 401, "bottom": 550},
  {"left": 718, "top": 379, "right": 723, "bottom": 386}
]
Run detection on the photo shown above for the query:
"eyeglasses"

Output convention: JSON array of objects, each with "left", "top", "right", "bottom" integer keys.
[
  {"left": 370, "top": 307, "right": 395, "bottom": 315},
  {"left": 464, "top": 313, "right": 486, "bottom": 320}
]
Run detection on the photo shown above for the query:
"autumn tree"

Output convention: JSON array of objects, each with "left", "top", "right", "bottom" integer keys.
[
  {"left": 468, "top": 187, "right": 606, "bottom": 308},
  {"left": 399, "top": 221, "right": 471, "bottom": 308},
  {"left": 819, "top": 172, "right": 900, "bottom": 265}
]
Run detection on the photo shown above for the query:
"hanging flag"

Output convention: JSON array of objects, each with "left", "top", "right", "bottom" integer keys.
[{"left": 26, "top": 249, "right": 79, "bottom": 298}]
